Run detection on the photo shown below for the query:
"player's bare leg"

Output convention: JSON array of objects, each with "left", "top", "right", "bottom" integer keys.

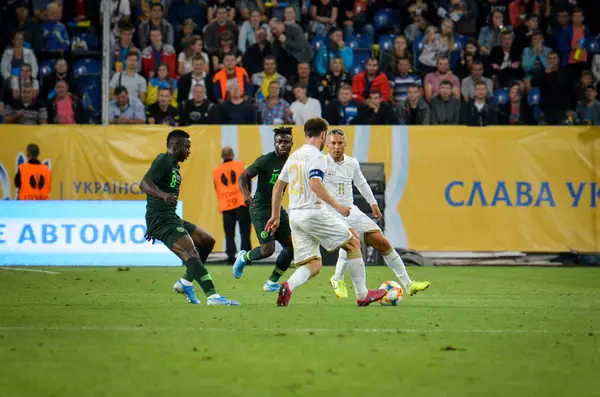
[
  {"left": 172, "top": 235, "right": 240, "bottom": 306},
  {"left": 364, "top": 232, "right": 430, "bottom": 296},
  {"left": 190, "top": 226, "right": 216, "bottom": 264},
  {"left": 277, "top": 257, "right": 321, "bottom": 307}
]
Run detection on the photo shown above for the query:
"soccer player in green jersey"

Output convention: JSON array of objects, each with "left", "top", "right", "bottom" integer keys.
[
  {"left": 234, "top": 126, "right": 294, "bottom": 291},
  {"left": 140, "top": 129, "right": 240, "bottom": 306}
]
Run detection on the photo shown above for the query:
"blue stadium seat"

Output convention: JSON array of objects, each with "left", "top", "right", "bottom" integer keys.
[
  {"left": 455, "top": 35, "right": 468, "bottom": 51},
  {"left": 39, "top": 59, "right": 56, "bottom": 81},
  {"left": 352, "top": 49, "right": 372, "bottom": 71},
  {"left": 72, "top": 32, "right": 99, "bottom": 51},
  {"left": 356, "top": 34, "right": 373, "bottom": 49},
  {"left": 587, "top": 36, "right": 600, "bottom": 55},
  {"left": 528, "top": 87, "right": 541, "bottom": 121},
  {"left": 346, "top": 34, "right": 359, "bottom": 50},
  {"left": 346, "top": 34, "right": 373, "bottom": 50},
  {"left": 378, "top": 34, "right": 395, "bottom": 52},
  {"left": 412, "top": 35, "right": 425, "bottom": 68},
  {"left": 351, "top": 62, "right": 365, "bottom": 76},
  {"left": 378, "top": 34, "right": 396, "bottom": 65},
  {"left": 311, "top": 35, "right": 328, "bottom": 52},
  {"left": 493, "top": 88, "right": 510, "bottom": 105},
  {"left": 374, "top": 8, "right": 401, "bottom": 32},
  {"left": 73, "top": 58, "right": 101, "bottom": 77},
  {"left": 528, "top": 87, "right": 540, "bottom": 106}
]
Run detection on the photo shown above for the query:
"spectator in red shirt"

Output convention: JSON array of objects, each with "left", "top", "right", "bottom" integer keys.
[
  {"left": 351, "top": 58, "right": 391, "bottom": 103},
  {"left": 142, "top": 27, "right": 177, "bottom": 79}
]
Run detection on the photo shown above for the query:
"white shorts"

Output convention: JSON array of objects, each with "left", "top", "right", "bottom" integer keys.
[
  {"left": 289, "top": 208, "right": 353, "bottom": 265},
  {"left": 329, "top": 205, "right": 381, "bottom": 243}
]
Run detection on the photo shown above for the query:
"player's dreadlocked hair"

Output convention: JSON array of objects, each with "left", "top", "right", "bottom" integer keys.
[
  {"left": 166, "top": 129, "right": 190, "bottom": 146},
  {"left": 273, "top": 126, "right": 293, "bottom": 136}
]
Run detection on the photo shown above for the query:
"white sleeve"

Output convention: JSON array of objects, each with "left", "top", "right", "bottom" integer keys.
[
  {"left": 308, "top": 155, "right": 327, "bottom": 180},
  {"left": 109, "top": 73, "right": 118, "bottom": 88},
  {"left": 121, "top": 0, "right": 131, "bottom": 16},
  {"left": 139, "top": 75, "right": 148, "bottom": 93},
  {"left": 278, "top": 160, "right": 290, "bottom": 183},
  {"left": 352, "top": 160, "right": 377, "bottom": 205}
]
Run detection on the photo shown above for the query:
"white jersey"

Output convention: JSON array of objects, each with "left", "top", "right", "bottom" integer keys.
[
  {"left": 324, "top": 154, "right": 377, "bottom": 208},
  {"left": 279, "top": 144, "right": 328, "bottom": 210}
]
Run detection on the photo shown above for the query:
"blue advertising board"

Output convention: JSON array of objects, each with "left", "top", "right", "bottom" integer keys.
[{"left": 0, "top": 201, "right": 183, "bottom": 266}]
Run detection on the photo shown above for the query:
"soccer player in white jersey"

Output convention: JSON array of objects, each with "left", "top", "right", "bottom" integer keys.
[
  {"left": 324, "top": 128, "right": 430, "bottom": 298},
  {"left": 265, "top": 118, "right": 387, "bottom": 307}
]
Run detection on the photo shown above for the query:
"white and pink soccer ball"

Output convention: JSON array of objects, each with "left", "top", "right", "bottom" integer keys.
[{"left": 378, "top": 280, "right": 404, "bottom": 306}]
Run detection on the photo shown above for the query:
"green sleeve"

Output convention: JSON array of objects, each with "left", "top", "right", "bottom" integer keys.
[
  {"left": 147, "top": 155, "right": 171, "bottom": 182},
  {"left": 245, "top": 155, "right": 266, "bottom": 178}
]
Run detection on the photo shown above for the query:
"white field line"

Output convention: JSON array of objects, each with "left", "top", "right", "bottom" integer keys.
[
  {"left": 0, "top": 326, "right": 596, "bottom": 334},
  {"left": 0, "top": 267, "right": 59, "bottom": 274}
]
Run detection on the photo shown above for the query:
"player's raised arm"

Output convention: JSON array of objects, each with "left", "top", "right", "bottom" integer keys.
[{"left": 351, "top": 159, "right": 381, "bottom": 220}]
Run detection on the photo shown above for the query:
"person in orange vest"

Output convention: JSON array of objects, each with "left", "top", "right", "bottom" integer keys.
[
  {"left": 212, "top": 147, "right": 251, "bottom": 263},
  {"left": 14, "top": 143, "right": 51, "bottom": 200}
]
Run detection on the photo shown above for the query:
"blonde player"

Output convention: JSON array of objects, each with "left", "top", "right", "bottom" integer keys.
[
  {"left": 265, "top": 118, "right": 386, "bottom": 307},
  {"left": 324, "top": 128, "right": 430, "bottom": 298}
]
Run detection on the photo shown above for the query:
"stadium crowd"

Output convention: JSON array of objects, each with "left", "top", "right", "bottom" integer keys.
[{"left": 0, "top": 0, "right": 599, "bottom": 126}]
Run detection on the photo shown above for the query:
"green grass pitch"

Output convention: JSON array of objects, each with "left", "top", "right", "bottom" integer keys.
[{"left": 0, "top": 265, "right": 599, "bottom": 397}]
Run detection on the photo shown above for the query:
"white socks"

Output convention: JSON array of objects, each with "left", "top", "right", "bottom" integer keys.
[
  {"left": 347, "top": 256, "right": 368, "bottom": 300},
  {"left": 337, "top": 250, "right": 369, "bottom": 299},
  {"left": 286, "top": 265, "right": 311, "bottom": 291},
  {"left": 333, "top": 247, "right": 413, "bottom": 291},
  {"left": 333, "top": 249, "right": 349, "bottom": 281},
  {"left": 384, "top": 249, "right": 412, "bottom": 289}
]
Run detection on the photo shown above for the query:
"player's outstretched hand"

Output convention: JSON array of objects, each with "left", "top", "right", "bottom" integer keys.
[
  {"left": 335, "top": 204, "right": 352, "bottom": 217},
  {"left": 161, "top": 192, "right": 178, "bottom": 205},
  {"left": 244, "top": 196, "right": 256, "bottom": 209},
  {"left": 371, "top": 204, "right": 383, "bottom": 221},
  {"left": 265, "top": 216, "right": 280, "bottom": 236}
]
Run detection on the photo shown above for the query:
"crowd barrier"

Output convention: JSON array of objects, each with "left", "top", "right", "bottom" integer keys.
[{"left": 0, "top": 125, "right": 598, "bottom": 265}]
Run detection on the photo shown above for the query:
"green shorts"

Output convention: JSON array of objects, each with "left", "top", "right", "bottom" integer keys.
[
  {"left": 145, "top": 213, "right": 197, "bottom": 250},
  {"left": 250, "top": 206, "right": 291, "bottom": 245}
]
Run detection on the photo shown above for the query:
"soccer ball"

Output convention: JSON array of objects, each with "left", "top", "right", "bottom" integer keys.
[{"left": 378, "top": 281, "right": 404, "bottom": 306}]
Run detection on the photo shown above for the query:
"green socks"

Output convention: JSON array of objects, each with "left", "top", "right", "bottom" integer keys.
[
  {"left": 184, "top": 258, "right": 217, "bottom": 297},
  {"left": 268, "top": 247, "right": 293, "bottom": 282}
]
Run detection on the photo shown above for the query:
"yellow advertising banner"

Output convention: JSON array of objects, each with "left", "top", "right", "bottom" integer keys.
[{"left": 0, "top": 125, "right": 598, "bottom": 252}]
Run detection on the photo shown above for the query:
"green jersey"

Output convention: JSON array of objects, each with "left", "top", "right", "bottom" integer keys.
[
  {"left": 145, "top": 153, "right": 181, "bottom": 216},
  {"left": 246, "top": 151, "right": 288, "bottom": 209}
]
